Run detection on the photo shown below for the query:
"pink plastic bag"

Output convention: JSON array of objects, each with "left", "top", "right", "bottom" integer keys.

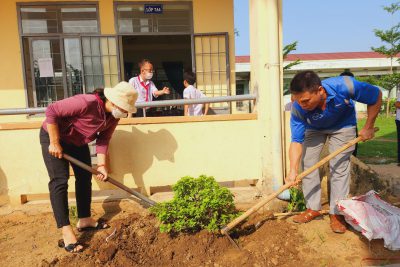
[{"left": 337, "top": 190, "right": 400, "bottom": 251}]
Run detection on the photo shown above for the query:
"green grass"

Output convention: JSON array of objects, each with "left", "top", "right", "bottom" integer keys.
[
  {"left": 357, "top": 115, "right": 397, "bottom": 161},
  {"left": 358, "top": 115, "right": 397, "bottom": 139}
]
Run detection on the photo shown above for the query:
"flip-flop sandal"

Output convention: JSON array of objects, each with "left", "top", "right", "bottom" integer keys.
[
  {"left": 77, "top": 219, "right": 110, "bottom": 232},
  {"left": 58, "top": 239, "right": 83, "bottom": 253},
  {"left": 292, "top": 209, "right": 322, "bottom": 223}
]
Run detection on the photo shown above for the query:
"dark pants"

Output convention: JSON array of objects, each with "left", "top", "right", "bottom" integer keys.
[
  {"left": 396, "top": 120, "right": 400, "bottom": 163},
  {"left": 40, "top": 128, "right": 92, "bottom": 228},
  {"left": 352, "top": 126, "right": 358, "bottom": 157}
]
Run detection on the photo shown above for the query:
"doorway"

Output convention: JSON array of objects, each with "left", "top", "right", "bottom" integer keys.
[{"left": 121, "top": 35, "right": 192, "bottom": 99}]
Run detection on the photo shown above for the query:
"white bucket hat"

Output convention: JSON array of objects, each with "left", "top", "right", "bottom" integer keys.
[{"left": 104, "top": 81, "right": 138, "bottom": 113}]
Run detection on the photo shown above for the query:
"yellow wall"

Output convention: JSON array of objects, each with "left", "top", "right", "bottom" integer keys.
[
  {"left": 99, "top": 0, "right": 115, "bottom": 34},
  {"left": 0, "top": 0, "right": 27, "bottom": 108},
  {"left": 0, "top": 118, "right": 261, "bottom": 205}
]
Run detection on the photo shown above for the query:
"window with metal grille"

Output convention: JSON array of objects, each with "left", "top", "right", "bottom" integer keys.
[
  {"left": 82, "top": 37, "right": 120, "bottom": 92},
  {"left": 18, "top": 4, "right": 122, "bottom": 107},
  {"left": 116, "top": 2, "right": 192, "bottom": 34},
  {"left": 194, "top": 33, "right": 230, "bottom": 110}
]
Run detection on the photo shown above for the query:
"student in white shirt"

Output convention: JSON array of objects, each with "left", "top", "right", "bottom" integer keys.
[
  {"left": 128, "top": 59, "right": 170, "bottom": 117},
  {"left": 183, "top": 71, "right": 209, "bottom": 116}
]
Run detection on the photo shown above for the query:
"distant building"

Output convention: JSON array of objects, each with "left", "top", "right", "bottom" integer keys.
[{"left": 236, "top": 51, "right": 400, "bottom": 113}]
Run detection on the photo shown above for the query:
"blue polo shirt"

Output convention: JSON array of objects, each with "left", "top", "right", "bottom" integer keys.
[{"left": 290, "top": 76, "right": 380, "bottom": 143}]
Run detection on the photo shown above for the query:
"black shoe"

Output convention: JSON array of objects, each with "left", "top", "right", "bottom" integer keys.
[
  {"left": 58, "top": 239, "right": 83, "bottom": 253},
  {"left": 77, "top": 219, "right": 110, "bottom": 232}
]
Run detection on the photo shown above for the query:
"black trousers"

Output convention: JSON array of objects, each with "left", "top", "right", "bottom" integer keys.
[
  {"left": 396, "top": 120, "right": 400, "bottom": 163},
  {"left": 40, "top": 128, "right": 92, "bottom": 228},
  {"left": 352, "top": 126, "right": 358, "bottom": 157}
]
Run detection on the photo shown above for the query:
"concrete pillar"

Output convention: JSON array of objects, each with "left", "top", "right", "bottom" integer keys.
[{"left": 250, "top": 0, "right": 285, "bottom": 192}]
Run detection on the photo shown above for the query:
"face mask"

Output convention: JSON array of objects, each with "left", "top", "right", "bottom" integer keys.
[
  {"left": 144, "top": 72, "right": 153, "bottom": 80},
  {"left": 111, "top": 107, "right": 128, "bottom": 119}
]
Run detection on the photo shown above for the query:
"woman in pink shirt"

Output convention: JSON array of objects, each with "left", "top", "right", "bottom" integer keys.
[{"left": 40, "top": 82, "right": 137, "bottom": 253}]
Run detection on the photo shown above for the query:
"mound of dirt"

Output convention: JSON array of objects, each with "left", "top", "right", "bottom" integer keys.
[
  {"left": 44, "top": 212, "right": 305, "bottom": 267},
  {"left": 3, "top": 201, "right": 399, "bottom": 267}
]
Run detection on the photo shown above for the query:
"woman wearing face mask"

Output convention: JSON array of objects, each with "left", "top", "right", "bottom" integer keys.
[
  {"left": 39, "top": 81, "right": 137, "bottom": 253},
  {"left": 128, "top": 59, "right": 170, "bottom": 117}
]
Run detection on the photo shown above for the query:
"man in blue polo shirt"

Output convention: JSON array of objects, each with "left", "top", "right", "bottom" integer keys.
[{"left": 285, "top": 70, "right": 382, "bottom": 233}]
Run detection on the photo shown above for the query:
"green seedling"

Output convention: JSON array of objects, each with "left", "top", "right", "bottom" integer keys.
[
  {"left": 69, "top": 205, "right": 78, "bottom": 226},
  {"left": 287, "top": 187, "right": 306, "bottom": 212},
  {"left": 150, "top": 175, "right": 240, "bottom": 234}
]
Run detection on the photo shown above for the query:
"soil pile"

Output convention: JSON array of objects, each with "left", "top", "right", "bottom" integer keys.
[
  {"left": 2, "top": 201, "right": 399, "bottom": 266},
  {"left": 44, "top": 212, "right": 305, "bottom": 267}
]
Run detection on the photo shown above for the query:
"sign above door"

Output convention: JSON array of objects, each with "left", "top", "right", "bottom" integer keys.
[{"left": 144, "top": 4, "right": 163, "bottom": 14}]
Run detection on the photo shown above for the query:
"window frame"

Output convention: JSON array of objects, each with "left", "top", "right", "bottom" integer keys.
[
  {"left": 80, "top": 35, "right": 122, "bottom": 93},
  {"left": 193, "top": 32, "right": 231, "bottom": 112},
  {"left": 17, "top": 2, "right": 101, "bottom": 37},
  {"left": 17, "top": 2, "right": 101, "bottom": 108},
  {"left": 27, "top": 36, "right": 68, "bottom": 107}
]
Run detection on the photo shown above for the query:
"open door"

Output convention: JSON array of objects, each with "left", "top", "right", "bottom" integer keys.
[{"left": 120, "top": 35, "right": 192, "bottom": 99}]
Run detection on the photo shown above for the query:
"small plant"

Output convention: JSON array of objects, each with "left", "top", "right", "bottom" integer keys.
[
  {"left": 382, "top": 97, "right": 398, "bottom": 115},
  {"left": 150, "top": 175, "right": 240, "bottom": 234},
  {"left": 69, "top": 205, "right": 78, "bottom": 225},
  {"left": 287, "top": 187, "right": 306, "bottom": 212}
]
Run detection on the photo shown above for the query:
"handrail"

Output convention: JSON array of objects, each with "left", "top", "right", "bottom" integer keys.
[{"left": 0, "top": 94, "right": 256, "bottom": 115}]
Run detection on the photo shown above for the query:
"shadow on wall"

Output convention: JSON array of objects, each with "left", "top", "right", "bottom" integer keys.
[
  {"left": 96, "top": 127, "right": 178, "bottom": 195},
  {"left": 0, "top": 166, "right": 9, "bottom": 206}
]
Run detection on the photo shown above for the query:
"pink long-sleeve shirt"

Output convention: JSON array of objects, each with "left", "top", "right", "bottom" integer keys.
[{"left": 42, "top": 94, "right": 119, "bottom": 154}]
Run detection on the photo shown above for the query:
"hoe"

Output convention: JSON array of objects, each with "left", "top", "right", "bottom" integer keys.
[{"left": 221, "top": 128, "right": 379, "bottom": 249}]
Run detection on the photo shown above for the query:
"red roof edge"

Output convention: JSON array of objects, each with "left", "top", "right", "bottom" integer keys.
[{"left": 236, "top": 52, "right": 399, "bottom": 63}]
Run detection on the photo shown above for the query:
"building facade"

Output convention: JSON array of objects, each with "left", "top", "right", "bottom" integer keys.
[
  {"left": 0, "top": 0, "right": 288, "bottom": 206},
  {"left": 0, "top": 0, "right": 236, "bottom": 118}
]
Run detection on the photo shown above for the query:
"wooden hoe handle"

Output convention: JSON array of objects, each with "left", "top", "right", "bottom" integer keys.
[
  {"left": 221, "top": 127, "right": 379, "bottom": 234},
  {"left": 63, "top": 153, "right": 157, "bottom": 207}
]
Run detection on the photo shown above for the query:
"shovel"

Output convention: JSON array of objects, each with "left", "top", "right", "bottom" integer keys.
[
  {"left": 63, "top": 153, "right": 157, "bottom": 207},
  {"left": 221, "top": 128, "right": 379, "bottom": 249}
]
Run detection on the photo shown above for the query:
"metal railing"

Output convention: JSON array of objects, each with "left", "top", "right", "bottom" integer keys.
[{"left": 0, "top": 94, "right": 256, "bottom": 116}]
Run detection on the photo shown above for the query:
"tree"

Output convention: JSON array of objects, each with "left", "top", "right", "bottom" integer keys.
[
  {"left": 384, "top": 2, "right": 400, "bottom": 17},
  {"left": 283, "top": 41, "right": 302, "bottom": 95},
  {"left": 358, "top": 74, "right": 400, "bottom": 114},
  {"left": 283, "top": 41, "right": 301, "bottom": 71},
  {"left": 372, "top": 2, "right": 400, "bottom": 117}
]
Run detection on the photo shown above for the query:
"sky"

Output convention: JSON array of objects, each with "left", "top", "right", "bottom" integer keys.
[{"left": 234, "top": 0, "right": 399, "bottom": 55}]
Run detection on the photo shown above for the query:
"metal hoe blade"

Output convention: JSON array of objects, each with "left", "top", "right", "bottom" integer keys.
[
  {"left": 224, "top": 232, "right": 240, "bottom": 250},
  {"left": 221, "top": 226, "right": 240, "bottom": 250}
]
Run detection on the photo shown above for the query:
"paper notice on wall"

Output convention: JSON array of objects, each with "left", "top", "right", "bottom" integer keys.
[{"left": 38, "top": 58, "right": 54, "bottom": 78}]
